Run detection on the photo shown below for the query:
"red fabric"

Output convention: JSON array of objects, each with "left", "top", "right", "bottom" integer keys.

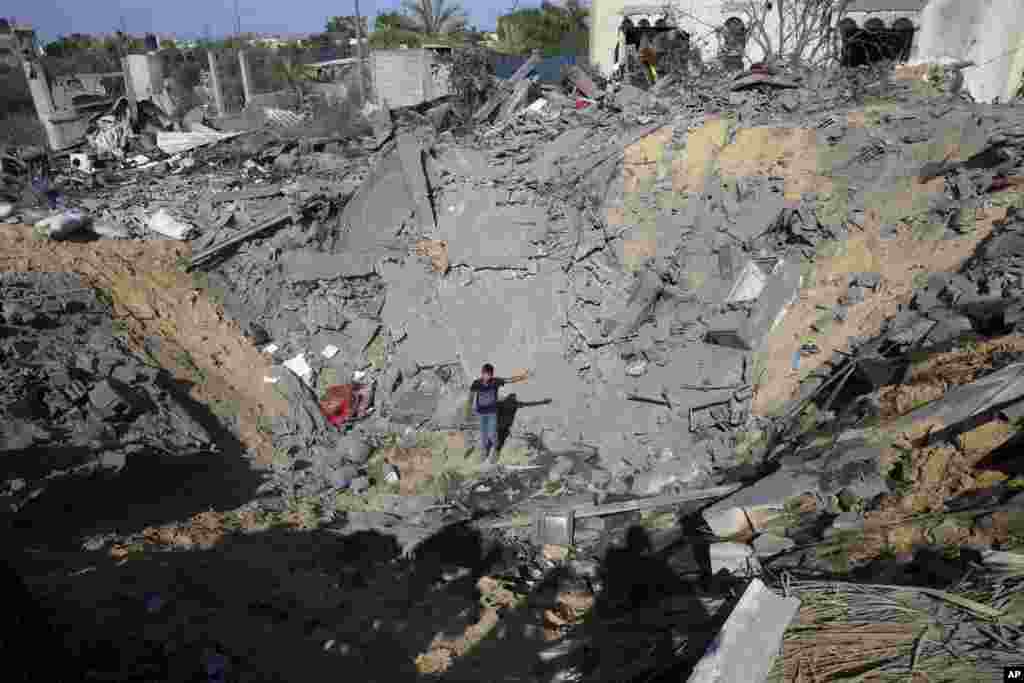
[
  {"left": 321, "top": 384, "right": 354, "bottom": 426},
  {"left": 326, "top": 397, "right": 351, "bottom": 426}
]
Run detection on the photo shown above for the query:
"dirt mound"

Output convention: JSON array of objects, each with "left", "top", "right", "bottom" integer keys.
[{"left": 0, "top": 225, "right": 287, "bottom": 464}]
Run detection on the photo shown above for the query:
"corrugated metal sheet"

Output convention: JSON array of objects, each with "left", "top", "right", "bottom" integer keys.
[
  {"left": 156, "top": 130, "right": 243, "bottom": 155},
  {"left": 263, "top": 107, "right": 306, "bottom": 128}
]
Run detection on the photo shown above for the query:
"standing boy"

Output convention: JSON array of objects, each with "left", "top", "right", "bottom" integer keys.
[{"left": 468, "top": 363, "right": 529, "bottom": 463}]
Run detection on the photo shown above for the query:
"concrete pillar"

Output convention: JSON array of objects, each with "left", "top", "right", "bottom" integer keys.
[
  {"left": 207, "top": 50, "right": 225, "bottom": 116},
  {"left": 238, "top": 49, "right": 253, "bottom": 107},
  {"left": 120, "top": 56, "right": 139, "bottom": 124},
  {"left": 20, "top": 60, "right": 61, "bottom": 150}
]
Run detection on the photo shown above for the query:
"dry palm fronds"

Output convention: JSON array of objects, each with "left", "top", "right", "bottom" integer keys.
[{"left": 765, "top": 577, "right": 1019, "bottom": 682}]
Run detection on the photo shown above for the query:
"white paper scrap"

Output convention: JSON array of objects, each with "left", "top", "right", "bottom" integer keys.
[{"left": 283, "top": 353, "right": 313, "bottom": 383}]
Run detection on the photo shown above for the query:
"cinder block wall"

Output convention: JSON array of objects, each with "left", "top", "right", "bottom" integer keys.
[{"left": 373, "top": 50, "right": 427, "bottom": 108}]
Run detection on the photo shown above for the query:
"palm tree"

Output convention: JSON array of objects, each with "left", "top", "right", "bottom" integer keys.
[{"left": 399, "top": 0, "right": 468, "bottom": 35}]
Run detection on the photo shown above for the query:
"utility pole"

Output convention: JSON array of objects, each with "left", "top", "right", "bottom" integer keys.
[
  {"left": 354, "top": 0, "right": 366, "bottom": 106},
  {"left": 234, "top": 0, "right": 241, "bottom": 37}
]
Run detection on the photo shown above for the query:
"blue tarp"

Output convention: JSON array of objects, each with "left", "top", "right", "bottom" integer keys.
[{"left": 490, "top": 52, "right": 579, "bottom": 82}]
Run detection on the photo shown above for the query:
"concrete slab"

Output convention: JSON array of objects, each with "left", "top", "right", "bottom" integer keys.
[
  {"left": 601, "top": 267, "right": 663, "bottom": 340},
  {"left": 396, "top": 132, "right": 436, "bottom": 232},
  {"left": 437, "top": 184, "right": 545, "bottom": 268},
  {"left": 433, "top": 146, "right": 495, "bottom": 179},
  {"left": 707, "top": 258, "right": 802, "bottom": 351},
  {"left": 731, "top": 191, "right": 787, "bottom": 241},
  {"left": 280, "top": 248, "right": 378, "bottom": 281},
  {"left": 438, "top": 270, "right": 568, "bottom": 387},
  {"left": 533, "top": 128, "right": 591, "bottom": 184},
  {"left": 380, "top": 260, "right": 460, "bottom": 368},
  {"left": 334, "top": 148, "right": 414, "bottom": 259},
  {"left": 686, "top": 578, "right": 800, "bottom": 683},
  {"left": 390, "top": 388, "right": 442, "bottom": 425},
  {"left": 629, "top": 345, "right": 746, "bottom": 396},
  {"left": 901, "top": 362, "right": 1024, "bottom": 443},
  {"left": 709, "top": 542, "right": 762, "bottom": 577}
]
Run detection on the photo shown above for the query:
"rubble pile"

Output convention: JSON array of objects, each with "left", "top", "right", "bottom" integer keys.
[
  {"left": 5, "top": 49, "right": 1024, "bottom": 682},
  {"left": 0, "top": 272, "right": 238, "bottom": 531}
]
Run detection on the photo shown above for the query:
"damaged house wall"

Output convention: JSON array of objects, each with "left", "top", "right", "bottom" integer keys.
[
  {"left": 912, "top": 0, "right": 1024, "bottom": 103},
  {"left": 14, "top": 26, "right": 178, "bottom": 151},
  {"left": 372, "top": 49, "right": 452, "bottom": 108},
  {"left": 591, "top": 0, "right": 929, "bottom": 77}
]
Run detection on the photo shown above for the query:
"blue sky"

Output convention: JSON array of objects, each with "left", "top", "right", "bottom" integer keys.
[{"left": 6, "top": 0, "right": 521, "bottom": 43}]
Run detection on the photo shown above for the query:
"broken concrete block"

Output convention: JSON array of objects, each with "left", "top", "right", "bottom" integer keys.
[
  {"left": 724, "top": 260, "right": 769, "bottom": 304},
  {"left": 88, "top": 379, "right": 133, "bottom": 418},
  {"left": 37, "top": 210, "right": 90, "bottom": 241},
  {"left": 685, "top": 578, "right": 800, "bottom": 683},
  {"left": 849, "top": 272, "right": 881, "bottom": 290},
  {"left": 702, "top": 463, "right": 819, "bottom": 537},
  {"left": 752, "top": 533, "right": 796, "bottom": 557},
  {"left": 146, "top": 209, "right": 194, "bottom": 240},
  {"left": 336, "top": 434, "right": 372, "bottom": 465},
  {"left": 326, "top": 464, "right": 359, "bottom": 490},
  {"left": 709, "top": 542, "right": 761, "bottom": 577},
  {"left": 614, "top": 84, "right": 648, "bottom": 109},
  {"left": 632, "top": 456, "right": 710, "bottom": 495},
  {"left": 548, "top": 455, "right": 575, "bottom": 481},
  {"left": 90, "top": 222, "right": 131, "bottom": 239},
  {"left": 901, "top": 362, "right": 1024, "bottom": 444},
  {"left": 706, "top": 259, "right": 802, "bottom": 351},
  {"left": 281, "top": 249, "right": 378, "bottom": 281},
  {"left": 844, "top": 284, "right": 865, "bottom": 305}
]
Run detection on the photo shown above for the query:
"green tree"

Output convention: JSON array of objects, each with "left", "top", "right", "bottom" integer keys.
[
  {"left": 368, "top": 29, "right": 425, "bottom": 49},
  {"left": 326, "top": 15, "right": 368, "bottom": 36},
  {"left": 273, "top": 59, "right": 315, "bottom": 102},
  {"left": 494, "top": 1, "right": 588, "bottom": 56},
  {"left": 160, "top": 38, "right": 176, "bottom": 50},
  {"left": 374, "top": 11, "right": 406, "bottom": 32},
  {"left": 398, "top": 0, "right": 468, "bottom": 35}
]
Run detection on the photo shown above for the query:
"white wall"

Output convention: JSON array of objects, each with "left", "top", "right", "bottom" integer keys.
[{"left": 913, "top": 0, "right": 1024, "bottom": 103}]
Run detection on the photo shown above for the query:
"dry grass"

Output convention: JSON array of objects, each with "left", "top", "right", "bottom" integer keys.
[{"left": 768, "top": 580, "right": 1015, "bottom": 683}]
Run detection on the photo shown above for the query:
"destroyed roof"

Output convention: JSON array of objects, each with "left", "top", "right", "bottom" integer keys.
[{"left": 846, "top": 0, "right": 928, "bottom": 11}]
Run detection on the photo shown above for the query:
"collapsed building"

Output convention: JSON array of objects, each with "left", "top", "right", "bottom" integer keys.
[{"left": 5, "top": 9, "right": 1024, "bottom": 681}]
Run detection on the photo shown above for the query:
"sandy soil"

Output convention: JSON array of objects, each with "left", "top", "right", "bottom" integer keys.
[{"left": 753, "top": 203, "right": 1006, "bottom": 414}]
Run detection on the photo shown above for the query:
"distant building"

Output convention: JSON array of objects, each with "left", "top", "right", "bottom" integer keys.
[
  {"left": 588, "top": 0, "right": 931, "bottom": 77},
  {"left": 247, "top": 35, "right": 307, "bottom": 50},
  {"left": 0, "top": 23, "right": 36, "bottom": 67}
]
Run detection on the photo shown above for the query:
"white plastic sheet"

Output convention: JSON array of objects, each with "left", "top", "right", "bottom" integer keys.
[
  {"left": 283, "top": 353, "right": 313, "bottom": 385},
  {"left": 147, "top": 208, "right": 196, "bottom": 240},
  {"left": 35, "top": 210, "right": 89, "bottom": 240}
]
